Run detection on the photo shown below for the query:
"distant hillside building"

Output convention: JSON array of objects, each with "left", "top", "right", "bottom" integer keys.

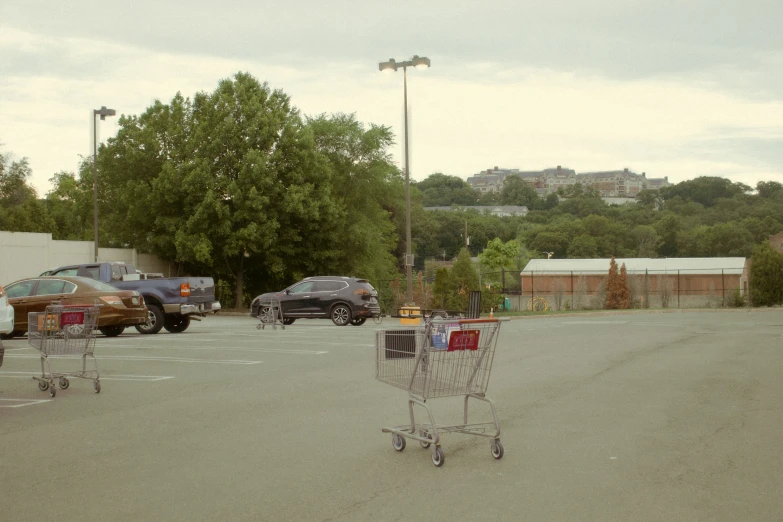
[{"left": 466, "top": 165, "right": 670, "bottom": 197}]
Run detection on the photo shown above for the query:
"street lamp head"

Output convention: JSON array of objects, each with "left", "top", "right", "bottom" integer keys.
[
  {"left": 94, "top": 106, "right": 116, "bottom": 120},
  {"left": 411, "top": 55, "right": 431, "bottom": 69},
  {"left": 378, "top": 59, "right": 397, "bottom": 72}
]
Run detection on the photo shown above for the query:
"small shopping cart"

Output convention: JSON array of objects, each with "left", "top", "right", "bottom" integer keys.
[
  {"left": 376, "top": 318, "right": 506, "bottom": 467},
  {"left": 256, "top": 295, "right": 285, "bottom": 330},
  {"left": 28, "top": 305, "right": 102, "bottom": 397}
]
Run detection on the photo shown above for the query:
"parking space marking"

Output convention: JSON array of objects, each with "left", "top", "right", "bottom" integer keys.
[
  {"left": 3, "top": 354, "right": 263, "bottom": 365},
  {"left": 0, "top": 371, "right": 174, "bottom": 381},
  {"left": 98, "top": 344, "right": 330, "bottom": 355},
  {"left": 0, "top": 398, "right": 51, "bottom": 408}
]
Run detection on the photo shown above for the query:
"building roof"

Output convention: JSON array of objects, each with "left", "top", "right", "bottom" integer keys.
[{"left": 521, "top": 258, "right": 747, "bottom": 275}]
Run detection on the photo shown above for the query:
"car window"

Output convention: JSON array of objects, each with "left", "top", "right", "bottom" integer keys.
[
  {"left": 35, "top": 279, "right": 75, "bottom": 295},
  {"left": 71, "top": 277, "right": 121, "bottom": 292},
  {"left": 288, "top": 281, "right": 314, "bottom": 294},
  {"left": 6, "top": 280, "right": 35, "bottom": 298},
  {"left": 316, "top": 281, "right": 346, "bottom": 292},
  {"left": 356, "top": 281, "right": 377, "bottom": 293},
  {"left": 311, "top": 281, "right": 330, "bottom": 292},
  {"left": 111, "top": 265, "right": 122, "bottom": 281},
  {"left": 82, "top": 266, "right": 100, "bottom": 280},
  {"left": 53, "top": 268, "right": 79, "bottom": 277}
]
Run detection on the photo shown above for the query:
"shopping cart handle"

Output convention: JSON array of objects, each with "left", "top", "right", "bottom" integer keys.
[{"left": 458, "top": 318, "right": 500, "bottom": 324}]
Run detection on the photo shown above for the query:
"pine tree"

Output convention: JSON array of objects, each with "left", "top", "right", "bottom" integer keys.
[
  {"left": 605, "top": 256, "right": 622, "bottom": 309},
  {"left": 619, "top": 263, "right": 632, "bottom": 309}
]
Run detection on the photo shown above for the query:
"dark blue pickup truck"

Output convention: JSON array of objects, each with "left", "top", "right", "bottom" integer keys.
[{"left": 45, "top": 262, "right": 221, "bottom": 334}]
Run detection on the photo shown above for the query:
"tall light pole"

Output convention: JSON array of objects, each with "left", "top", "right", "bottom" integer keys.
[
  {"left": 378, "top": 55, "right": 430, "bottom": 304},
  {"left": 93, "top": 106, "right": 116, "bottom": 262}
]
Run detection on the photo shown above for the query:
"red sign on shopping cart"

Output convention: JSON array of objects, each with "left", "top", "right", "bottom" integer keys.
[
  {"left": 447, "top": 330, "right": 479, "bottom": 351},
  {"left": 61, "top": 311, "right": 85, "bottom": 326}
]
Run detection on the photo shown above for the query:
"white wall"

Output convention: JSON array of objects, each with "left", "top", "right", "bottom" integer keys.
[{"left": 0, "top": 231, "right": 173, "bottom": 285}]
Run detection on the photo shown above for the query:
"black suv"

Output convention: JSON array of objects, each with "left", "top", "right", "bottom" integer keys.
[{"left": 250, "top": 276, "right": 381, "bottom": 326}]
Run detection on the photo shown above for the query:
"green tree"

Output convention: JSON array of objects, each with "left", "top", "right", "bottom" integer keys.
[
  {"left": 45, "top": 170, "right": 93, "bottom": 240},
  {"left": 749, "top": 243, "right": 783, "bottom": 306},
  {"left": 446, "top": 247, "right": 480, "bottom": 310},
  {"left": 567, "top": 234, "right": 598, "bottom": 258},
  {"left": 432, "top": 267, "right": 450, "bottom": 308},
  {"left": 618, "top": 263, "right": 631, "bottom": 308},
  {"left": 416, "top": 173, "right": 479, "bottom": 206},
  {"left": 500, "top": 175, "right": 539, "bottom": 207},
  {"left": 0, "top": 148, "right": 53, "bottom": 233}
]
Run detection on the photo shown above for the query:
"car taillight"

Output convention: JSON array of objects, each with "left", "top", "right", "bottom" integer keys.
[{"left": 180, "top": 283, "right": 191, "bottom": 297}]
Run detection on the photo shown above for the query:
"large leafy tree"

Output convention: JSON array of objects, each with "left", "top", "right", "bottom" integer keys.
[
  {"left": 99, "top": 73, "right": 345, "bottom": 307},
  {"left": 305, "top": 113, "right": 402, "bottom": 283}
]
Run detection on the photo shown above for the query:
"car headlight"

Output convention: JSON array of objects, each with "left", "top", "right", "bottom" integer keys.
[{"left": 132, "top": 297, "right": 139, "bottom": 305}]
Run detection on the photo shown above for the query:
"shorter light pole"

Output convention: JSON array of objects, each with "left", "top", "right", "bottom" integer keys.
[{"left": 93, "top": 106, "right": 116, "bottom": 262}]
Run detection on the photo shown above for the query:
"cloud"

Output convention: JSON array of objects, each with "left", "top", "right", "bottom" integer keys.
[{"left": 1, "top": 14, "right": 782, "bottom": 197}]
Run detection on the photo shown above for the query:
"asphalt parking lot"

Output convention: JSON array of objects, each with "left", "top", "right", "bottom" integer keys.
[{"left": 1, "top": 310, "right": 781, "bottom": 521}]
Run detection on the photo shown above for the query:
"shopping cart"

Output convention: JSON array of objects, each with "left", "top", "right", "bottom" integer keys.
[
  {"left": 27, "top": 305, "right": 102, "bottom": 397},
  {"left": 376, "top": 318, "right": 506, "bottom": 467},
  {"left": 256, "top": 295, "right": 285, "bottom": 330}
]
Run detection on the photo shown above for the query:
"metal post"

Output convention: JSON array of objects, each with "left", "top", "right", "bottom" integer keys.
[
  {"left": 570, "top": 270, "right": 574, "bottom": 308},
  {"left": 93, "top": 113, "right": 99, "bottom": 263},
  {"left": 677, "top": 270, "right": 680, "bottom": 308},
  {"left": 722, "top": 269, "right": 725, "bottom": 307},
  {"left": 403, "top": 65, "right": 413, "bottom": 305}
]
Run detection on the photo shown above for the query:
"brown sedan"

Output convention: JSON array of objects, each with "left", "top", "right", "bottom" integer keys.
[{"left": 1, "top": 276, "right": 148, "bottom": 338}]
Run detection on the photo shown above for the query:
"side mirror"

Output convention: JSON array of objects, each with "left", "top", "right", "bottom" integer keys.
[{"left": 285, "top": 290, "right": 291, "bottom": 295}]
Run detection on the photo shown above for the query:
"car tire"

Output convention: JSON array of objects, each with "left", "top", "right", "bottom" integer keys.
[
  {"left": 99, "top": 325, "right": 125, "bottom": 337},
  {"left": 0, "top": 330, "right": 21, "bottom": 340},
  {"left": 163, "top": 315, "right": 191, "bottom": 333},
  {"left": 135, "top": 304, "right": 164, "bottom": 334},
  {"left": 282, "top": 318, "right": 296, "bottom": 325},
  {"left": 349, "top": 317, "right": 366, "bottom": 326},
  {"left": 330, "top": 304, "right": 352, "bottom": 326}
]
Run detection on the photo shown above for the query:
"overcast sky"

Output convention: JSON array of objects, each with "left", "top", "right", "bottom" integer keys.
[{"left": 2, "top": 0, "right": 782, "bottom": 196}]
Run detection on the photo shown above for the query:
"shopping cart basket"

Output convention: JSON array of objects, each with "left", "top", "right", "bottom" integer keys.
[
  {"left": 28, "top": 305, "right": 102, "bottom": 397},
  {"left": 256, "top": 295, "right": 286, "bottom": 330},
  {"left": 376, "top": 318, "right": 506, "bottom": 467}
]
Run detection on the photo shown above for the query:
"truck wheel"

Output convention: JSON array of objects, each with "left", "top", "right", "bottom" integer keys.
[
  {"left": 99, "top": 325, "right": 125, "bottom": 337},
  {"left": 135, "top": 304, "right": 164, "bottom": 334},
  {"left": 163, "top": 315, "right": 191, "bottom": 333}
]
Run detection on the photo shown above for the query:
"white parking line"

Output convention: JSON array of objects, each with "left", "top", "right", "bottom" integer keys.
[
  {"left": 0, "top": 371, "right": 174, "bottom": 381},
  {"left": 0, "top": 398, "right": 51, "bottom": 408},
  {"left": 4, "top": 354, "right": 263, "bottom": 365},
  {"left": 99, "top": 344, "right": 329, "bottom": 355}
]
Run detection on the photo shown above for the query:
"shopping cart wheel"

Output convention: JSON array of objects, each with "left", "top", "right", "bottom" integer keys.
[
  {"left": 94, "top": 380, "right": 102, "bottom": 394},
  {"left": 58, "top": 377, "right": 70, "bottom": 390},
  {"left": 49, "top": 386, "right": 56, "bottom": 398},
  {"left": 491, "top": 440, "right": 504, "bottom": 460},
  {"left": 38, "top": 380, "right": 49, "bottom": 391},
  {"left": 391, "top": 433, "right": 406, "bottom": 452},
  {"left": 431, "top": 447, "right": 445, "bottom": 467},
  {"left": 419, "top": 432, "right": 432, "bottom": 449},
  {"left": 256, "top": 324, "right": 263, "bottom": 330}
]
